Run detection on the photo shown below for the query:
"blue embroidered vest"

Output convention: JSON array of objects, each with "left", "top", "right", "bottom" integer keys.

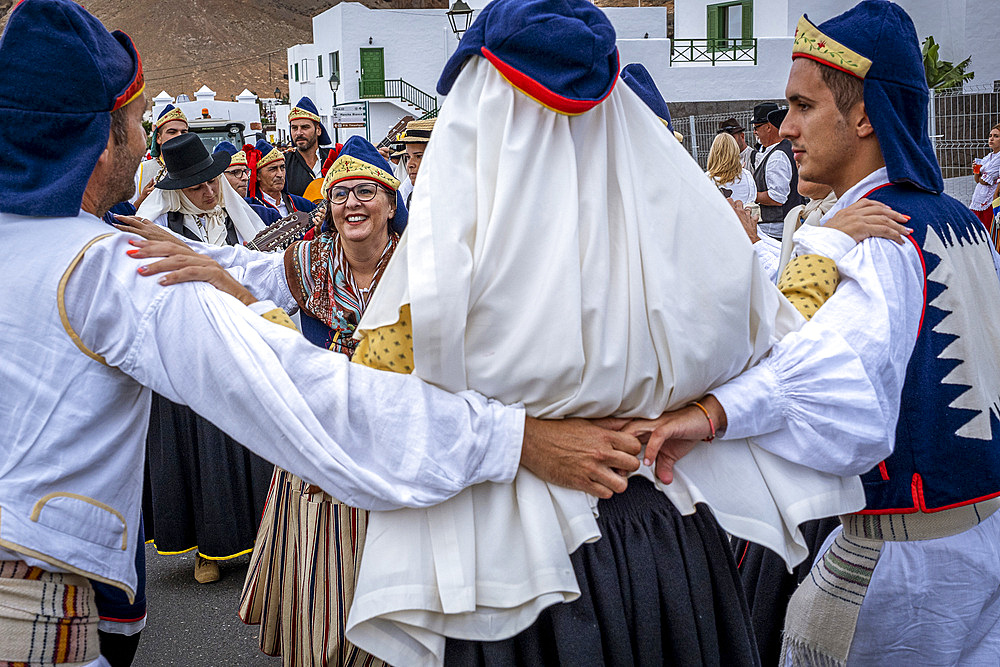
[{"left": 860, "top": 184, "right": 1000, "bottom": 513}]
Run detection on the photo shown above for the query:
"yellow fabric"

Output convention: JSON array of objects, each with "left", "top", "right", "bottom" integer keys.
[
  {"left": 289, "top": 106, "right": 322, "bottom": 124},
  {"left": 154, "top": 106, "right": 187, "bottom": 129},
  {"left": 229, "top": 150, "right": 248, "bottom": 167},
  {"left": 792, "top": 15, "right": 872, "bottom": 79},
  {"left": 260, "top": 308, "right": 297, "bottom": 331},
  {"left": 257, "top": 147, "right": 284, "bottom": 169},
  {"left": 320, "top": 154, "right": 400, "bottom": 200},
  {"left": 353, "top": 304, "right": 414, "bottom": 373},
  {"left": 777, "top": 254, "right": 840, "bottom": 320}
]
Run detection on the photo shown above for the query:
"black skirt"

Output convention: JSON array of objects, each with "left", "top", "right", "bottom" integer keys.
[
  {"left": 731, "top": 517, "right": 841, "bottom": 665},
  {"left": 142, "top": 393, "right": 273, "bottom": 559},
  {"left": 444, "top": 477, "right": 759, "bottom": 667}
]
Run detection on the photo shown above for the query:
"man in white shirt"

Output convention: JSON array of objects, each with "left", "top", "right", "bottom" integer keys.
[
  {"left": 630, "top": 2, "right": 1000, "bottom": 664},
  {"left": 750, "top": 102, "right": 804, "bottom": 240},
  {"left": 0, "top": 3, "right": 640, "bottom": 664},
  {"left": 247, "top": 138, "right": 315, "bottom": 217}
]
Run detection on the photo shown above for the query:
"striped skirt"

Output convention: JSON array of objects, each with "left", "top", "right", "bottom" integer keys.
[
  {"left": 238, "top": 468, "right": 386, "bottom": 667},
  {"left": 0, "top": 561, "right": 100, "bottom": 666}
]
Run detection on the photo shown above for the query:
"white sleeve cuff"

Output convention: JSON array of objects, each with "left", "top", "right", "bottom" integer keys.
[{"left": 248, "top": 300, "right": 279, "bottom": 316}]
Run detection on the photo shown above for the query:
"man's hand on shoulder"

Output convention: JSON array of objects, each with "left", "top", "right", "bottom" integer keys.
[{"left": 520, "top": 417, "right": 641, "bottom": 499}]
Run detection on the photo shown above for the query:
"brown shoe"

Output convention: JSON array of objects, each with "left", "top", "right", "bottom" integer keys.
[{"left": 194, "top": 554, "right": 220, "bottom": 584}]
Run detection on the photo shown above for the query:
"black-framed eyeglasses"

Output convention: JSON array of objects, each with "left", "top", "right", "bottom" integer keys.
[
  {"left": 329, "top": 183, "right": 384, "bottom": 205},
  {"left": 224, "top": 168, "right": 251, "bottom": 178}
]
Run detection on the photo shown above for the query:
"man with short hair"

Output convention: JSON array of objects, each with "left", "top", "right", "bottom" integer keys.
[
  {"left": 0, "top": 2, "right": 639, "bottom": 662},
  {"left": 284, "top": 97, "right": 332, "bottom": 197},
  {"left": 246, "top": 138, "right": 314, "bottom": 217},
  {"left": 634, "top": 1, "right": 1000, "bottom": 663},
  {"left": 750, "top": 101, "right": 805, "bottom": 239},
  {"left": 718, "top": 117, "right": 754, "bottom": 168}
]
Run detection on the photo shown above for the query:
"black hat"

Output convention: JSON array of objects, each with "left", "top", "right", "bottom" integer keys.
[
  {"left": 156, "top": 133, "right": 230, "bottom": 190},
  {"left": 717, "top": 118, "right": 746, "bottom": 134},
  {"left": 751, "top": 102, "right": 779, "bottom": 126},
  {"left": 767, "top": 107, "right": 788, "bottom": 129}
]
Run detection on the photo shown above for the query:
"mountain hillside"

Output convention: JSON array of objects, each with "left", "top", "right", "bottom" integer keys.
[{"left": 1, "top": 0, "right": 444, "bottom": 100}]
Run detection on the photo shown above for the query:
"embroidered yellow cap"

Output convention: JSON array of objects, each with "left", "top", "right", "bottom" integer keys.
[{"left": 792, "top": 15, "right": 872, "bottom": 79}]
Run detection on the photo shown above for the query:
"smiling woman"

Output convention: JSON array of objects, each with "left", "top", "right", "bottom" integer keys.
[{"left": 117, "top": 135, "right": 409, "bottom": 663}]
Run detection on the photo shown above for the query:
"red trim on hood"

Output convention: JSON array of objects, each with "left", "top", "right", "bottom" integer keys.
[{"left": 480, "top": 46, "right": 617, "bottom": 115}]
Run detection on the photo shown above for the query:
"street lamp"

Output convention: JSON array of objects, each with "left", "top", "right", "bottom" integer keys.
[
  {"left": 328, "top": 71, "right": 341, "bottom": 144},
  {"left": 446, "top": 0, "right": 473, "bottom": 40},
  {"left": 274, "top": 86, "right": 281, "bottom": 101}
]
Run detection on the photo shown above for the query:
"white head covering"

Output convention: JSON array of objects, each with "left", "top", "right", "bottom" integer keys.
[
  {"left": 347, "top": 58, "right": 865, "bottom": 665},
  {"left": 135, "top": 175, "right": 265, "bottom": 245}
]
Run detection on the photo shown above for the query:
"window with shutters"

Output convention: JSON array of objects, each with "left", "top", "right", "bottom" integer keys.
[
  {"left": 329, "top": 52, "right": 340, "bottom": 80},
  {"left": 707, "top": 0, "right": 753, "bottom": 51}
]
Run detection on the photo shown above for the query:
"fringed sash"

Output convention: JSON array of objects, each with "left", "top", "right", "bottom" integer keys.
[{"left": 781, "top": 498, "right": 1000, "bottom": 665}]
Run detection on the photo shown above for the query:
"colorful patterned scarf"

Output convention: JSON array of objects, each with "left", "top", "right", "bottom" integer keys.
[{"left": 288, "top": 231, "right": 399, "bottom": 357}]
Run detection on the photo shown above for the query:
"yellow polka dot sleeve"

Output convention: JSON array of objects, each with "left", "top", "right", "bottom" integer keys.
[
  {"left": 777, "top": 254, "right": 840, "bottom": 320},
  {"left": 353, "top": 304, "right": 414, "bottom": 374},
  {"left": 261, "top": 308, "right": 298, "bottom": 331}
]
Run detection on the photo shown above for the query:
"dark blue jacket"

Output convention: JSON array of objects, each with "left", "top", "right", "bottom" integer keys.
[{"left": 245, "top": 192, "right": 315, "bottom": 217}]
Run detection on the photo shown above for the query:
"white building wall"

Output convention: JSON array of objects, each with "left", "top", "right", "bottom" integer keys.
[
  {"left": 603, "top": 7, "right": 667, "bottom": 38},
  {"left": 619, "top": 36, "right": 792, "bottom": 103}
]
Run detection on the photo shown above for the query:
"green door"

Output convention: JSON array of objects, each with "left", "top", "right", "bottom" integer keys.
[{"left": 360, "top": 48, "right": 385, "bottom": 98}]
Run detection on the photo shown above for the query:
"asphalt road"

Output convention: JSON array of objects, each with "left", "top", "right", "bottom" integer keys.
[{"left": 132, "top": 545, "right": 279, "bottom": 666}]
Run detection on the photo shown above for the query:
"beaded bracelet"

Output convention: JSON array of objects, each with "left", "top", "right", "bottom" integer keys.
[{"left": 690, "top": 401, "right": 716, "bottom": 442}]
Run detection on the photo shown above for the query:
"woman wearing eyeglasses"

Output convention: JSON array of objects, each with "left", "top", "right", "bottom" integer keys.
[{"left": 118, "top": 136, "right": 405, "bottom": 665}]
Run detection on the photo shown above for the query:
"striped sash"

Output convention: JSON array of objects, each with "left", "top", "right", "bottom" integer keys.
[{"left": 0, "top": 561, "right": 100, "bottom": 667}]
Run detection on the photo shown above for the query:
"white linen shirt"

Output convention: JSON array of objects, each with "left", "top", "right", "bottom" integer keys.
[
  {"left": 971, "top": 151, "right": 1000, "bottom": 211},
  {"left": 713, "top": 168, "right": 924, "bottom": 476},
  {"left": 260, "top": 190, "right": 289, "bottom": 217},
  {"left": 63, "top": 229, "right": 523, "bottom": 511}
]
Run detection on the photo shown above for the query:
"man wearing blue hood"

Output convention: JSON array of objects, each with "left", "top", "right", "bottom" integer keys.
[
  {"left": 0, "top": 2, "right": 640, "bottom": 663},
  {"left": 634, "top": 1, "right": 1000, "bottom": 664}
]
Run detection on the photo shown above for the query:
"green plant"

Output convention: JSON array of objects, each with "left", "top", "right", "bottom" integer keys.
[{"left": 922, "top": 36, "right": 974, "bottom": 90}]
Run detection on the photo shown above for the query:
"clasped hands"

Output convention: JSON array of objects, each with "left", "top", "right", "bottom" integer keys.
[
  {"left": 521, "top": 395, "right": 725, "bottom": 499},
  {"left": 119, "top": 222, "right": 712, "bottom": 500}
]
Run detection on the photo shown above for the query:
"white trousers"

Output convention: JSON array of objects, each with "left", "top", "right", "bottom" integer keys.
[{"left": 808, "top": 507, "right": 1000, "bottom": 665}]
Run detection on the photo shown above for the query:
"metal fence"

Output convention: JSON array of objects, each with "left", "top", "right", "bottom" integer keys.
[
  {"left": 670, "top": 39, "right": 757, "bottom": 66},
  {"left": 931, "top": 85, "right": 1000, "bottom": 204},
  {"left": 673, "top": 86, "right": 1000, "bottom": 206},
  {"left": 672, "top": 109, "right": 756, "bottom": 170}
]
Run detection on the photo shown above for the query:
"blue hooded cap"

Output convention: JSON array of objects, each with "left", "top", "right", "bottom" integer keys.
[
  {"left": 0, "top": 0, "right": 145, "bottom": 217},
  {"left": 214, "top": 141, "right": 239, "bottom": 156},
  {"left": 289, "top": 96, "right": 333, "bottom": 146},
  {"left": 793, "top": 0, "right": 943, "bottom": 193},
  {"left": 437, "top": 0, "right": 619, "bottom": 115},
  {"left": 321, "top": 135, "right": 407, "bottom": 235},
  {"left": 620, "top": 63, "right": 675, "bottom": 133}
]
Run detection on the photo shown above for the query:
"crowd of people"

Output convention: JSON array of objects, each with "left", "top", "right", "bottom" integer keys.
[{"left": 3, "top": 0, "right": 1000, "bottom": 666}]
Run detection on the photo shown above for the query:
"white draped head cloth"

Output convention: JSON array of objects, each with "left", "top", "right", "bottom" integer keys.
[
  {"left": 348, "top": 10, "right": 865, "bottom": 665},
  {"left": 135, "top": 174, "right": 265, "bottom": 244}
]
